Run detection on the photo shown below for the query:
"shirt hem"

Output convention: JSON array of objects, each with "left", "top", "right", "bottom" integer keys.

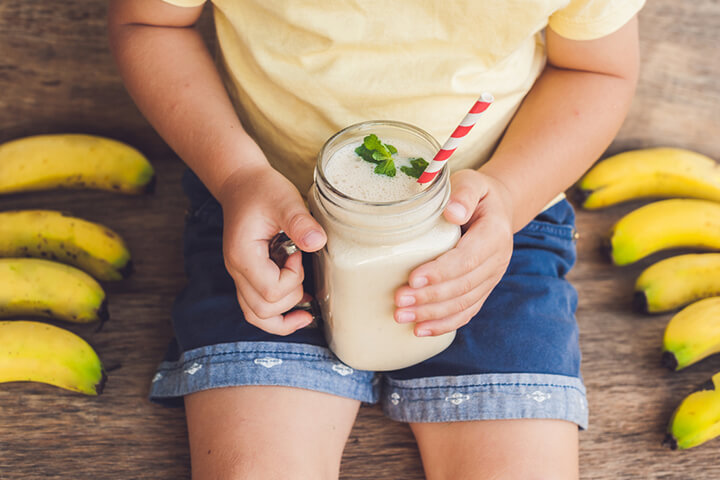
[{"left": 549, "top": 0, "right": 646, "bottom": 41}]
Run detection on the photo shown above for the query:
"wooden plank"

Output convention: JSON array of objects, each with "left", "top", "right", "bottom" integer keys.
[{"left": 0, "top": 1, "right": 718, "bottom": 479}]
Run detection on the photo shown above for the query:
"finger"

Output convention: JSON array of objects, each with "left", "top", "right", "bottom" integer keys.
[
  {"left": 279, "top": 201, "right": 327, "bottom": 252},
  {"left": 443, "top": 172, "right": 489, "bottom": 225},
  {"left": 406, "top": 233, "right": 491, "bottom": 289},
  {"left": 235, "top": 274, "right": 306, "bottom": 321},
  {"left": 396, "top": 259, "right": 492, "bottom": 307},
  {"left": 236, "top": 287, "right": 312, "bottom": 336},
  {"left": 413, "top": 296, "right": 488, "bottom": 337},
  {"left": 407, "top": 217, "right": 511, "bottom": 289},
  {"left": 282, "top": 309, "right": 315, "bottom": 329},
  {"left": 226, "top": 238, "right": 304, "bottom": 303},
  {"left": 395, "top": 276, "right": 495, "bottom": 325}
]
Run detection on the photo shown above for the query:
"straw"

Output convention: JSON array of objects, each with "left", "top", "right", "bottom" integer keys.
[{"left": 417, "top": 92, "right": 494, "bottom": 184}]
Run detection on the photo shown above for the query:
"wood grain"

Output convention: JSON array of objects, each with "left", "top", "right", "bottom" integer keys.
[{"left": 0, "top": 1, "right": 719, "bottom": 479}]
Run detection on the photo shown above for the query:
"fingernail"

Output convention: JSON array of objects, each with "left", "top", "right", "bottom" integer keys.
[
  {"left": 396, "top": 311, "right": 415, "bottom": 323},
  {"left": 446, "top": 201, "right": 467, "bottom": 220},
  {"left": 409, "top": 276, "right": 428, "bottom": 289},
  {"left": 302, "top": 230, "right": 324, "bottom": 248},
  {"left": 397, "top": 295, "right": 416, "bottom": 307},
  {"left": 416, "top": 329, "right": 432, "bottom": 337}
]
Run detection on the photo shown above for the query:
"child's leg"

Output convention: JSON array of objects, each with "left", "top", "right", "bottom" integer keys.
[
  {"left": 185, "top": 385, "right": 360, "bottom": 480},
  {"left": 410, "top": 419, "right": 578, "bottom": 479}
]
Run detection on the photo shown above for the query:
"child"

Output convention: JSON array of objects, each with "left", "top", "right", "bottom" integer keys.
[{"left": 108, "top": 0, "right": 643, "bottom": 478}]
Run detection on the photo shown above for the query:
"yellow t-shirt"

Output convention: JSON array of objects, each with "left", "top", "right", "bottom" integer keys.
[{"left": 164, "top": 0, "right": 644, "bottom": 195}]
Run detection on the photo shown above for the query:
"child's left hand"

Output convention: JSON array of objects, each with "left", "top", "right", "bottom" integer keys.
[{"left": 394, "top": 169, "right": 515, "bottom": 337}]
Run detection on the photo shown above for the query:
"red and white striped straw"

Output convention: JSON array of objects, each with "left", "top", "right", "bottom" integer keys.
[{"left": 417, "top": 92, "right": 494, "bottom": 184}]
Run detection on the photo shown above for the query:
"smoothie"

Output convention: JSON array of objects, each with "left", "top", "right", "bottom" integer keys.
[{"left": 309, "top": 122, "right": 461, "bottom": 371}]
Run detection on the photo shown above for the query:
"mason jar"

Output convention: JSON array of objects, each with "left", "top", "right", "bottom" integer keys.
[{"left": 307, "top": 121, "right": 461, "bottom": 371}]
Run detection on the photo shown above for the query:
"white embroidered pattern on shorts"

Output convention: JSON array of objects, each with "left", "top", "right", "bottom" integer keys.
[
  {"left": 152, "top": 372, "right": 163, "bottom": 383},
  {"left": 390, "top": 392, "right": 401, "bottom": 405},
  {"left": 332, "top": 363, "right": 354, "bottom": 376},
  {"left": 254, "top": 357, "right": 283, "bottom": 368},
  {"left": 445, "top": 392, "right": 470, "bottom": 405},
  {"left": 184, "top": 362, "right": 203, "bottom": 375},
  {"left": 527, "top": 390, "right": 551, "bottom": 403}
]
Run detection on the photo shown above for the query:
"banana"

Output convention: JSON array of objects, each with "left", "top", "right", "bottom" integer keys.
[
  {"left": 608, "top": 199, "right": 720, "bottom": 266},
  {"left": 0, "top": 258, "right": 108, "bottom": 324},
  {"left": 0, "top": 320, "right": 105, "bottom": 395},
  {"left": 0, "top": 210, "right": 132, "bottom": 281},
  {"left": 661, "top": 297, "right": 720, "bottom": 371},
  {"left": 664, "top": 372, "right": 720, "bottom": 450},
  {"left": 634, "top": 253, "right": 720, "bottom": 313},
  {"left": 0, "top": 134, "right": 155, "bottom": 195},
  {"left": 577, "top": 148, "right": 720, "bottom": 209}
]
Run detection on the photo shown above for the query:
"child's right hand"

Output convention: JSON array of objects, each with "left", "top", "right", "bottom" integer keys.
[{"left": 216, "top": 166, "right": 327, "bottom": 336}]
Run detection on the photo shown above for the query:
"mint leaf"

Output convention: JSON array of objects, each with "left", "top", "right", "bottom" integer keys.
[
  {"left": 400, "top": 157, "right": 429, "bottom": 178},
  {"left": 372, "top": 151, "right": 387, "bottom": 162},
  {"left": 355, "top": 134, "right": 399, "bottom": 178},
  {"left": 374, "top": 159, "right": 396, "bottom": 177},
  {"left": 363, "top": 134, "right": 386, "bottom": 155},
  {"left": 355, "top": 144, "right": 379, "bottom": 163}
]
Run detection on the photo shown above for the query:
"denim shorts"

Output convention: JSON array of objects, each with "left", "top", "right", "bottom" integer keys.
[{"left": 149, "top": 170, "right": 588, "bottom": 429}]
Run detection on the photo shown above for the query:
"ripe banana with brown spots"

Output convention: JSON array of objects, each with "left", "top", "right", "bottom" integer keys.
[
  {"left": 0, "top": 210, "right": 132, "bottom": 281},
  {"left": 0, "top": 134, "right": 154, "bottom": 195},
  {"left": 0, "top": 258, "right": 108, "bottom": 324}
]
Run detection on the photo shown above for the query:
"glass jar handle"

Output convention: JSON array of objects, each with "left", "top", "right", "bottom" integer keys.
[
  {"left": 268, "top": 231, "right": 299, "bottom": 266},
  {"left": 268, "top": 232, "right": 321, "bottom": 322}
]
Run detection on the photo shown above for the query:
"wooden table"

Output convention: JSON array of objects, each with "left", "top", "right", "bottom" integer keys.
[{"left": 1, "top": 2, "right": 719, "bottom": 478}]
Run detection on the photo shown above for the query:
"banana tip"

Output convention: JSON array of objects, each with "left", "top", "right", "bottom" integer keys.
[
  {"left": 118, "top": 260, "right": 135, "bottom": 279},
  {"left": 632, "top": 291, "right": 649, "bottom": 313},
  {"left": 97, "top": 299, "right": 109, "bottom": 323},
  {"left": 662, "top": 433, "right": 678, "bottom": 450},
  {"left": 571, "top": 187, "right": 592, "bottom": 208},
  {"left": 696, "top": 378, "right": 716, "bottom": 392},
  {"left": 143, "top": 175, "right": 157, "bottom": 194},
  {"left": 661, "top": 351, "right": 678, "bottom": 371},
  {"left": 599, "top": 238, "right": 614, "bottom": 263},
  {"left": 95, "top": 370, "right": 108, "bottom": 395}
]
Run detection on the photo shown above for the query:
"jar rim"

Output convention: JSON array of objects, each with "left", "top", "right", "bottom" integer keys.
[{"left": 314, "top": 120, "right": 447, "bottom": 208}]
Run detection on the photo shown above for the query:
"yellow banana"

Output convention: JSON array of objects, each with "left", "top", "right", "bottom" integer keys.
[
  {"left": 0, "top": 210, "right": 132, "bottom": 281},
  {"left": 0, "top": 320, "right": 105, "bottom": 395},
  {"left": 0, "top": 134, "right": 155, "bottom": 195},
  {"left": 0, "top": 258, "right": 107, "bottom": 324},
  {"left": 577, "top": 148, "right": 720, "bottom": 209},
  {"left": 608, "top": 199, "right": 720, "bottom": 266},
  {"left": 662, "top": 297, "right": 720, "bottom": 371},
  {"left": 634, "top": 253, "right": 720, "bottom": 313},
  {"left": 664, "top": 372, "right": 720, "bottom": 450}
]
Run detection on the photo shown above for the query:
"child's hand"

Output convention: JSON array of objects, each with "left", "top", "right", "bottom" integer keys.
[
  {"left": 394, "top": 169, "right": 514, "bottom": 337},
  {"left": 217, "top": 166, "right": 327, "bottom": 336}
]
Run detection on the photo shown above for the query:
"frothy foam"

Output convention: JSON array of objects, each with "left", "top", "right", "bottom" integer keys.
[{"left": 324, "top": 139, "right": 431, "bottom": 202}]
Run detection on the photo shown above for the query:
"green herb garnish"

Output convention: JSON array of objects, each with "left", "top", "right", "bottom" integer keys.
[
  {"left": 354, "top": 134, "right": 429, "bottom": 179},
  {"left": 355, "top": 134, "right": 397, "bottom": 177},
  {"left": 400, "top": 157, "right": 429, "bottom": 179}
]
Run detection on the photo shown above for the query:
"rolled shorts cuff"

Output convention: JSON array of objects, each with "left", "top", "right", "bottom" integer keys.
[
  {"left": 382, "top": 372, "right": 588, "bottom": 429},
  {"left": 149, "top": 341, "right": 380, "bottom": 406}
]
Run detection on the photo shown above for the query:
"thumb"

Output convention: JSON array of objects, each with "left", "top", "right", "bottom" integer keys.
[
  {"left": 444, "top": 171, "right": 489, "bottom": 225},
  {"left": 280, "top": 204, "right": 327, "bottom": 253}
]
